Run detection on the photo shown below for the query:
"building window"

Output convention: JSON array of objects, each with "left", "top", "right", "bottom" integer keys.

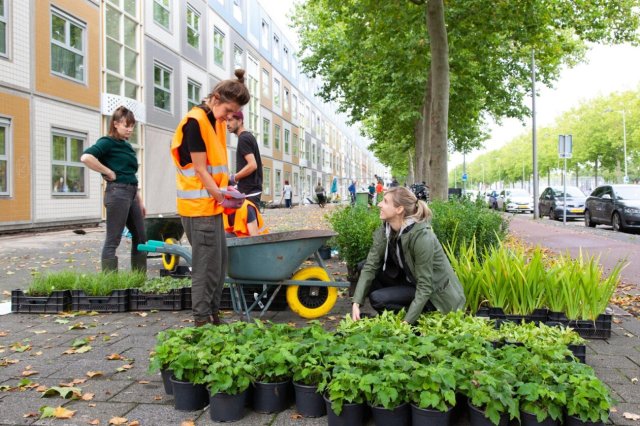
[
  {"left": 273, "top": 78, "right": 280, "bottom": 107},
  {"left": 292, "top": 94, "right": 298, "bottom": 120},
  {"left": 275, "top": 169, "right": 282, "bottom": 194},
  {"left": 0, "top": 119, "right": 9, "bottom": 195},
  {"left": 293, "top": 172, "right": 299, "bottom": 197},
  {"left": 0, "top": 0, "right": 7, "bottom": 56},
  {"left": 153, "top": 0, "right": 170, "bottom": 31},
  {"left": 274, "top": 124, "right": 280, "bottom": 150},
  {"left": 261, "top": 20, "right": 269, "bottom": 47},
  {"left": 284, "top": 129, "right": 290, "bottom": 154},
  {"left": 52, "top": 131, "right": 85, "bottom": 194},
  {"left": 273, "top": 34, "right": 279, "bottom": 61},
  {"left": 153, "top": 62, "right": 172, "bottom": 111},
  {"left": 187, "top": 79, "right": 201, "bottom": 110},
  {"left": 186, "top": 5, "right": 200, "bottom": 49},
  {"left": 261, "top": 68, "right": 269, "bottom": 98},
  {"left": 50, "top": 9, "right": 85, "bottom": 82},
  {"left": 233, "top": 44, "right": 243, "bottom": 70},
  {"left": 284, "top": 88, "right": 290, "bottom": 112},
  {"left": 283, "top": 46, "right": 289, "bottom": 71},
  {"left": 262, "top": 118, "right": 270, "bottom": 147},
  {"left": 232, "top": 0, "right": 242, "bottom": 23},
  {"left": 105, "top": 1, "right": 140, "bottom": 100},
  {"left": 263, "top": 166, "right": 271, "bottom": 196},
  {"left": 292, "top": 133, "right": 298, "bottom": 157},
  {"left": 213, "top": 27, "right": 224, "bottom": 66},
  {"left": 247, "top": 55, "right": 260, "bottom": 133}
]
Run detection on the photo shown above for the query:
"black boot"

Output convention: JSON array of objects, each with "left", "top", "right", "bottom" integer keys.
[
  {"left": 101, "top": 257, "right": 118, "bottom": 273},
  {"left": 131, "top": 253, "right": 147, "bottom": 274}
]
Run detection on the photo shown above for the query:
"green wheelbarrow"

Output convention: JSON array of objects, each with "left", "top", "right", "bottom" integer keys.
[{"left": 137, "top": 230, "right": 349, "bottom": 320}]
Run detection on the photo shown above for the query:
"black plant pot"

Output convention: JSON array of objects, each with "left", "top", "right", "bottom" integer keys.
[
  {"left": 370, "top": 402, "right": 410, "bottom": 426},
  {"left": 293, "top": 381, "right": 326, "bottom": 418},
  {"left": 324, "top": 394, "right": 366, "bottom": 426},
  {"left": 468, "top": 401, "right": 508, "bottom": 426},
  {"left": 451, "top": 392, "right": 468, "bottom": 423},
  {"left": 565, "top": 414, "right": 604, "bottom": 426},
  {"left": 209, "top": 388, "right": 249, "bottom": 423},
  {"left": 411, "top": 403, "right": 453, "bottom": 426},
  {"left": 161, "top": 369, "right": 173, "bottom": 395},
  {"left": 170, "top": 375, "right": 208, "bottom": 411},
  {"left": 521, "top": 410, "right": 559, "bottom": 426},
  {"left": 253, "top": 380, "right": 292, "bottom": 413}
]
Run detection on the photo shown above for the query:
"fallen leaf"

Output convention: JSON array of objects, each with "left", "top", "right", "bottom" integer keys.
[
  {"left": 21, "top": 370, "right": 38, "bottom": 377},
  {"left": 0, "top": 331, "right": 7, "bottom": 337},
  {"left": 137, "top": 380, "right": 149, "bottom": 384},
  {"left": 290, "top": 413, "right": 303, "bottom": 419},
  {"left": 75, "top": 345, "right": 93, "bottom": 354},
  {"left": 153, "top": 395, "right": 162, "bottom": 400},
  {"left": 2, "top": 290, "right": 10, "bottom": 296},
  {"left": 53, "top": 406, "right": 76, "bottom": 419},
  {"left": 116, "top": 364, "right": 133, "bottom": 372},
  {"left": 109, "top": 417, "right": 128, "bottom": 425},
  {"left": 87, "top": 371, "right": 103, "bottom": 378},
  {"left": 0, "top": 358, "right": 19, "bottom": 366},
  {"left": 10, "top": 342, "right": 31, "bottom": 352},
  {"left": 82, "top": 392, "right": 95, "bottom": 401},
  {"left": 624, "top": 332, "right": 635, "bottom": 338},
  {"left": 41, "top": 386, "right": 81, "bottom": 399},
  {"left": 23, "top": 412, "right": 39, "bottom": 418},
  {"left": 36, "top": 385, "right": 47, "bottom": 392},
  {"left": 128, "top": 421, "right": 140, "bottom": 426},
  {"left": 31, "top": 330, "right": 47, "bottom": 335},
  {"left": 632, "top": 377, "right": 638, "bottom": 384},
  {"left": 623, "top": 412, "right": 640, "bottom": 421},
  {"left": 88, "top": 419, "right": 100, "bottom": 425},
  {"left": 135, "top": 312, "right": 148, "bottom": 317},
  {"left": 69, "top": 322, "right": 88, "bottom": 330},
  {"left": 180, "top": 421, "right": 195, "bottom": 426},
  {"left": 34, "top": 351, "right": 43, "bottom": 356},
  {"left": 107, "top": 353, "right": 125, "bottom": 361}
]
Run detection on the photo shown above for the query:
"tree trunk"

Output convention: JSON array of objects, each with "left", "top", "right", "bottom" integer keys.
[
  {"left": 594, "top": 157, "right": 598, "bottom": 188},
  {"left": 414, "top": 73, "right": 431, "bottom": 184},
  {"left": 407, "top": 152, "right": 415, "bottom": 184},
  {"left": 426, "top": 0, "right": 450, "bottom": 200}
]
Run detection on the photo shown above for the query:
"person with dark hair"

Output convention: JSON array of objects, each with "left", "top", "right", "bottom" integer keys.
[
  {"left": 351, "top": 186, "right": 466, "bottom": 324},
  {"left": 171, "top": 69, "right": 250, "bottom": 327},
  {"left": 282, "top": 180, "right": 293, "bottom": 208},
  {"left": 348, "top": 180, "right": 356, "bottom": 205},
  {"left": 315, "top": 181, "right": 326, "bottom": 207},
  {"left": 226, "top": 110, "right": 263, "bottom": 206},
  {"left": 81, "top": 106, "right": 147, "bottom": 274}
]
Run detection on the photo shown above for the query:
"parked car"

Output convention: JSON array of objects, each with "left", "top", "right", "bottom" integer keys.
[
  {"left": 539, "top": 186, "right": 586, "bottom": 220},
  {"left": 496, "top": 188, "right": 534, "bottom": 213},
  {"left": 584, "top": 184, "right": 640, "bottom": 232},
  {"left": 486, "top": 190, "right": 500, "bottom": 209},
  {"left": 464, "top": 189, "right": 479, "bottom": 202}
]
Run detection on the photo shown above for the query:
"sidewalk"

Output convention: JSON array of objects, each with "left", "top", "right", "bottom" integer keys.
[{"left": 0, "top": 208, "right": 639, "bottom": 425}]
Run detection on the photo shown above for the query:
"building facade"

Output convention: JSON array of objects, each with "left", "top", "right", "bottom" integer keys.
[{"left": 0, "top": 0, "right": 386, "bottom": 232}]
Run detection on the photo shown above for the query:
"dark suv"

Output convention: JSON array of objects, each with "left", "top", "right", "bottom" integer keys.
[{"left": 584, "top": 184, "right": 640, "bottom": 232}]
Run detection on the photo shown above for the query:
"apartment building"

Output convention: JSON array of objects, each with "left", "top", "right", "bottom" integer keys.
[{"left": 0, "top": 0, "right": 385, "bottom": 232}]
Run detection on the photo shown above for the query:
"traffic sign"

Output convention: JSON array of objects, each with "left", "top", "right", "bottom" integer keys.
[
  {"left": 462, "top": 173, "right": 468, "bottom": 182},
  {"left": 558, "top": 135, "right": 573, "bottom": 159}
]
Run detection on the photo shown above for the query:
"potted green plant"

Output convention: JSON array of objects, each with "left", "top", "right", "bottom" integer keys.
[
  {"left": 361, "top": 353, "right": 412, "bottom": 425},
  {"left": 130, "top": 275, "right": 187, "bottom": 311},
  {"left": 406, "top": 361, "right": 457, "bottom": 426},
  {"left": 326, "top": 205, "right": 381, "bottom": 294},
  {"left": 563, "top": 363, "right": 612, "bottom": 426},
  {"left": 320, "top": 362, "right": 367, "bottom": 426},
  {"left": 515, "top": 355, "right": 566, "bottom": 426}
]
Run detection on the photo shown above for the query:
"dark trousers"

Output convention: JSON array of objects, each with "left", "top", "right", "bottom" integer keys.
[
  {"left": 285, "top": 198, "right": 292, "bottom": 208},
  {"left": 182, "top": 215, "right": 227, "bottom": 322},
  {"left": 102, "top": 182, "right": 146, "bottom": 259},
  {"left": 368, "top": 269, "right": 435, "bottom": 314}
]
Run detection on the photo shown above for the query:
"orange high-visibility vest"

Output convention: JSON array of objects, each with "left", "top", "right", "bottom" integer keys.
[
  {"left": 223, "top": 200, "right": 269, "bottom": 237},
  {"left": 171, "top": 107, "right": 229, "bottom": 217}
]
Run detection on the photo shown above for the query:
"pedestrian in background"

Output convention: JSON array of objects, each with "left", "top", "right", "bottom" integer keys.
[
  {"left": 81, "top": 106, "right": 147, "bottom": 274},
  {"left": 348, "top": 180, "right": 356, "bottom": 205},
  {"left": 171, "top": 69, "right": 250, "bottom": 327},
  {"left": 227, "top": 110, "right": 263, "bottom": 206},
  {"left": 283, "top": 180, "right": 293, "bottom": 208},
  {"left": 368, "top": 182, "right": 376, "bottom": 205},
  {"left": 375, "top": 179, "right": 384, "bottom": 204}
]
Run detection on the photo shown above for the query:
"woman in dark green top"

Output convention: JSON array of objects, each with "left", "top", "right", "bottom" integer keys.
[
  {"left": 80, "top": 106, "right": 147, "bottom": 273},
  {"left": 352, "top": 186, "right": 465, "bottom": 324}
]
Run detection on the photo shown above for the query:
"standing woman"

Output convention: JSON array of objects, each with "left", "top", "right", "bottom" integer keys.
[
  {"left": 283, "top": 180, "right": 293, "bottom": 208},
  {"left": 171, "top": 69, "right": 250, "bottom": 327},
  {"left": 351, "top": 186, "right": 465, "bottom": 324},
  {"left": 81, "top": 106, "right": 147, "bottom": 273}
]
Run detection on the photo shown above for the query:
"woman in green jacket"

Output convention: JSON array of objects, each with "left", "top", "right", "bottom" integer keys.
[{"left": 352, "top": 186, "right": 465, "bottom": 324}]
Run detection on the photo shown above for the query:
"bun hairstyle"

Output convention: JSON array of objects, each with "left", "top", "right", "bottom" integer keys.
[
  {"left": 108, "top": 106, "right": 135, "bottom": 139},
  {"left": 207, "top": 68, "right": 250, "bottom": 106},
  {"left": 385, "top": 186, "right": 432, "bottom": 223}
]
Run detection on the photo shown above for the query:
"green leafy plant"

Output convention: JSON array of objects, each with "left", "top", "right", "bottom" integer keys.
[
  {"left": 360, "top": 352, "right": 412, "bottom": 409},
  {"left": 26, "top": 271, "right": 80, "bottom": 296},
  {"left": 319, "top": 362, "right": 367, "bottom": 415},
  {"left": 204, "top": 341, "right": 255, "bottom": 395},
  {"left": 326, "top": 205, "right": 381, "bottom": 282},
  {"left": 406, "top": 360, "right": 457, "bottom": 412},
  {"left": 563, "top": 362, "right": 613, "bottom": 424},
  {"left": 138, "top": 276, "right": 188, "bottom": 294},
  {"left": 250, "top": 323, "right": 298, "bottom": 383},
  {"left": 291, "top": 322, "right": 335, "bottom": 386}
]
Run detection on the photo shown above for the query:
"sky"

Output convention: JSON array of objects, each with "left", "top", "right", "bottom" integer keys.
[{"left": 258, "top": 0, "right": 640, "bottom": 168}]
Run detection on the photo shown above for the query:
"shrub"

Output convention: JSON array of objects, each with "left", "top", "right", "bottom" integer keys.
[{"left": 429, "top": 198, "right": 508, "bottom": 259}]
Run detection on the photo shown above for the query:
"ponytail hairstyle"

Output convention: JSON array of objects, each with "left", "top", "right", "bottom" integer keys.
[
  {"left": 206, "top": 69, "right": 251, "bottom": 107},
  {"left": 108, "top": 106, "right": 136, "bottom": 139},
  {"left": 385, "top": 186, "right": 432, "bottom": 223}
]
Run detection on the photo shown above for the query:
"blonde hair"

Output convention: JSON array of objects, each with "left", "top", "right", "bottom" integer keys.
[{"left": 385, "top": 186, "right": 432, "bottom": 223}]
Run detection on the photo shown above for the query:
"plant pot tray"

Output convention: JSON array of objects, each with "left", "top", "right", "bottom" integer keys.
[
  {"left": 568, "top": 344, "right": 586, "bottom": 363},
  {"left": 129, "top": 289, "right": 183, "bottom": 311},
  {"left": 11, "top": 289, "right": 72, "bottom": 314},
  {"left": 489, "top": 307, "right": 548, "bottom": 324},
  {"left": 159, "top": 265, "right": 192, "bottom": 278},
  {"left": 71, "top": 289, "right": 129, "bottom": 313},
  {"left": 547, "top": 312, "right": 612, "bottom": 340}
]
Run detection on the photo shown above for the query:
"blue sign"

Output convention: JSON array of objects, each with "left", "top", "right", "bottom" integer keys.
[{"left": 462, "top": 173, "right": 468, "bottom": 182}]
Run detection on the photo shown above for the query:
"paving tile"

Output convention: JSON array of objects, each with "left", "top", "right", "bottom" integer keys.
[
  {"left": 609, "top": 384, "right": 640, "bottom": 404},
  {"left": 610, "top": 403, "right": 640, "bottom": 426},
  {"left": 590, "top": 368, "right": 636, "bottom": 385},
  {"left": 32, "top": 401, "right": 136, "bottom": 426},
  {"left": 108, "top": 380, "right": 173, "bottom": 405},
  {"left": 588, "top": 355, "right": 639, "bottom": 370},
  {"left": 0, "top": 392, "right": 43, "bottom": 425},
  {"left": 0, "top": 377, "right": 133, "bottom": 402},
  {"left": 123, "top": 402, "right": 205, "bottom": 425}
]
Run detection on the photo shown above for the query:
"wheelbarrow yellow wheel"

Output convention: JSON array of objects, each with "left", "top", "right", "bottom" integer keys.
[
  {"left": 161, "top": 238, "right": 180, "bottom": 271},
  {"left": 286, "top": 266, "right": 337, "bottom": 319}
]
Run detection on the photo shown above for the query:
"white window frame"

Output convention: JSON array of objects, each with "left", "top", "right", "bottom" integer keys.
[
  {"left": 213, "top": 27, "right": 225, "bottom": 67},
  {"left": 283, "top": 46, "right": 289, "bottom": 71},
  {"left": 273, "top": 34, "right": 279, "bottom": 61},
  {"left": 0, "top": 118, "right": 11, "bottom": 196},
  {"left": 0, "top": 0, "right": 8, "bottom": 58},
  {"left": 186, "top": 5, "right": 200, "bottom": 50},
  {"left": 274, "top": 123, "right": 280, "bottom": 150},
  {"left": 292, "top": 94, "right": 298, "bottom": 120},
  {"left": 187, "top": 78, "right": 201, "bottom": 111},
  {"left": 262, "top": 118, "right": 270, "bottom": 148},
  {"left": 153, "top": 61, "right": 172, "bottom": 112},
  {"left": 247, "top": 54, "right": 260, "bottom": 133},
  {"left": 273, "top": 78, "right": 280, "bottom": 107},
  {"left": 283, "top": 88, "right": 289, "bottom": 112},
  {"left": 261, "top": 20, "right": 269, "bottom": 47},
  {"left": 275, "top": 169, "right": 282, "bottom": 194},
  {"left": 261, "top": 68, "right": 269, "bottom": 98},
  {"left": 233, "top": 44, "right": 243, "bottom": 70},
  {"left": 232, "top": 0, "right": 242, "bottom": 23},
  {"left": 292, "top": 133, "right": 298, "bottom": 157},
  {"left": 51, "top": 129, "right": 87, "bottom": 196},
  {"left": 152, "top": 0, "right": 171, "bottom": 32},
  {"left": 284, "top": 128, "right": 290, "bottom": 154},
  {"left": 50, "top": 8, "right": 86, "bottom": 83},
  {"left": 263, "top": 166, "right": 271, "bottom": 196},
  {"left": 104, "top": 1, "right": 140, "bottom": 100}
]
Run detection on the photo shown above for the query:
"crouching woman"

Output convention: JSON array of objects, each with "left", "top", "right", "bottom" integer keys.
[{"left": 351, "top": 186, "right": 465, "bottom": 324}]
